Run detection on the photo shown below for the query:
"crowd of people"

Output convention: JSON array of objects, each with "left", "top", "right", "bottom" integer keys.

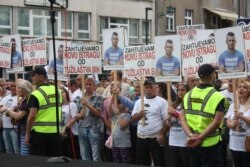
[{"left": 0, "top": 64, "right": 250, "bottom": 167}]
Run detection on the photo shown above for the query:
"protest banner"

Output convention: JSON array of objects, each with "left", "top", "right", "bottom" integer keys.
[
  {"left": 215, "top": 26, "right": 247, "bottom": 79},
  {"left": 22, "top": 37, "right": 47, "bottom": 67},
  {"left": 196, "top": 29, "right": 214, "bottom": 40},
  {"left": 47, "top": 40, "right": 70, "bottom": 81},
  {"left": 0, "top": 40, "right": 11, "bottom": 68},
  {"left": 176, "top": 24, "right": 204, "bottom": 41},
  {"left": 123, "top": 45, "right": 155, "bottom": 78},
  {"left": 243, "top": 25, "right": 250, "bottom": 75},
  {"left": 2, "top": 34, "right": 24, "bottom": 73},
  {"left": 155, "top": 35, "right": 182, "bottom": 82},
  {"left": 182, "top": 37, "right": 217, "bottom": 76},
  {"left": 64, "top": 44, "right": 102, "bottom": 74},
  {"left": 103, "top": 28, "right": 128, "bottom": 71}
]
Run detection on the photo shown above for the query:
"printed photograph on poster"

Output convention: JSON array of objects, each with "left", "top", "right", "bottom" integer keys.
[
  {"left": 243, "top": 25, "right": 250, "bottom": 75},
  {"left": 155, "top": 35, "right": 182, "bottom": 82},
  {"left": 63, "top": 41, "right": 102, "bottom": 75},
  {"left": 215, "top": 26, "right": 247, "bottom": 79},
  {"left": 103, "top": 28, "right": 127, "bottom": 71},
  {"left": 2, "top": 34, "right": 24, "bottom": 73},
  {"left": 48, "top": 40, "right": 70, "bottom": 81},
  {"left": 22, "top": 37, "right": 47, "bottom": 67}
]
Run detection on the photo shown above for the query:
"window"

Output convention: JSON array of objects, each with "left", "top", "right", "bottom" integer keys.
[
  {"left": 166, "top": 13, "right": 175, "bottom": 32},
  {"left": 17, "top": 8, "right": 30, "bottom": 35},
  {"left": 32, "top": 9, "right": 59, "bottom": 37},
  {"left": 61, "top": 11, "right": 73, "bottom": 38},
  {"left": 24, "top": 0, "right": 68, "bottom": 8},
  {"left": 185, "top": 9, "right": 193, "bottom": 25},
  {"left": 142, "top": 20, "right": 151, "bottom": 44},
  {"left": 78, "top": 13, "right": 90, "bottom": 39},
  {"left": 0, "top": 6, "right": 11, "bottom": 35},
  {"left": 129, "top": 19, "right": 138, "bottom": 44},
  {"left": 100, "top": 17, "right": 140, "bottom": 44}
]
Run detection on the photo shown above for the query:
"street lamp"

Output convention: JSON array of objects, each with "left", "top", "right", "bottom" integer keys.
[{"left": 145, "top": 7, "right": 152, "bottom": 45}]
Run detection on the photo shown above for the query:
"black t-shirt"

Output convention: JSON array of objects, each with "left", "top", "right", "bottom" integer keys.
[{"left": 27, "top": 84, "right": 51, "bottom": 110}]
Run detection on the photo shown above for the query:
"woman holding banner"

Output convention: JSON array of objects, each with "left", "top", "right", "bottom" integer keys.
[
  {"left": 5, "top": 79, "right": 33, "bottom": 155},
  {"left": 226, "top": 80, "right": 250, "bottom": 167}
]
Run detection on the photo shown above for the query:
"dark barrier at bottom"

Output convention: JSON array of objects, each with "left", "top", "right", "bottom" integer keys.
[{"left": 0, "top": 153, "right": 147, "bottom": 167}]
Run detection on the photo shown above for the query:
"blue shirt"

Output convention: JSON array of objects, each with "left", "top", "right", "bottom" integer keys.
[
  {"left": 49, "top": 58, "right": 64, "bottom": 74},
  {"left": 104, "top": 47, "right": 124, "bottom": 65},
  {"left": 218, "top": 50, "right": 245, "bottom": 72},
  {"left": 156, "top": 55, "right": 180, "bottom": 75},
  {"left": 11, "top": 51, "right": 22, "bottom": 68}
]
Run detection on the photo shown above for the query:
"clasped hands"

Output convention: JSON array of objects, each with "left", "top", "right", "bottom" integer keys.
[{"left": 186, "top": 133, "right": 203, "bottom": 148}]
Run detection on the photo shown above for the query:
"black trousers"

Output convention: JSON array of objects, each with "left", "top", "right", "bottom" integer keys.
[
  {"left": 168, "top": 146, "right": 190, "bottom": 167},
  {"left": 187, "top": 143, "right": 223, "bottom": 167},
  {"left": 231, "top": 150, "right": 250, "bottom": 167},
  {"left": 29, "top": 130, "right": 62, "bottom": 157},
  {"left": 136, "top": 137, "right": 165, "bottom": 167}
]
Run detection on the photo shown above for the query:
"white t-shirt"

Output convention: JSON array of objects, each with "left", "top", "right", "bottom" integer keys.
[
  {"left": 220, "top": 89, "right": 233, "bottom": 105},
  {"left": 132, "top": 96, "right": 168, "bottom": 137},
  {"left": 62, "top": 102, "right": 78, "bottom": 135},
  {"left": 226, "top": 103, "right": 250, "bottom": 152},
  {"left": 0, "top": 95, "right": 18, "bottom": 128},
  {"left": 72, "top": 88, "right": 82, "bottom": 102},
  {"left": 169, "top": 104, "right": 187, "bottom": 147}
]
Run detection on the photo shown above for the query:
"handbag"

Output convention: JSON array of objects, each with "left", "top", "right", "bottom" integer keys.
[
  {"left": 245, "top": 136, "right": 250, "bottom": 152},
  {"left": 105, "top": 121, "right": 118, "bottom": 149}
]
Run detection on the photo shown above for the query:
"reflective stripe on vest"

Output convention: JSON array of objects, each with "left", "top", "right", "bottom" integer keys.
[
  {"left": 31, "top": 85, "right": 62, "bottom": 133},
  {"left": 184, "top": 87, "right": 224, "bottom": 147}
]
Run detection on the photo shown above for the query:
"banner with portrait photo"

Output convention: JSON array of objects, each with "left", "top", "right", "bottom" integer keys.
[
  {"left": 182, "top": 37, "right": 217, "bottom": 77},
  {"left": 215, "top": 26, "right": 247, "bottom": 79},
  {"left": 103, "top": 28, "right": 128, "bottom": 71},
  {"left": 176, "top": 24, "right": 204, "bottom": 41},
  {"left": 22, "top": 37, "right": 47, "bottom": 67},
  {"left": 243, "top": 25, "right": 250, "bottom": 75},
  {"left": 48, "top": 40, "right": 71, "bottom": 81},
  {"left": 64, "top": 44, "right": 102, "bottom": 74},
  {"left": 0, "top": 39, "right": 11, "bottom": 68},
  {"left": 123, "top": 45, "right": 155, "bottom": 78},
  {"left": 155, "top": 35, "right": 182, "bottom": 82},
  {"left": 2, "top": 34, "right": 24, "bottom": 73}
]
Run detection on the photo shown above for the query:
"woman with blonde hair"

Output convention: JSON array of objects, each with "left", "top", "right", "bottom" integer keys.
[
  {"left": 226, "top": 79, "right": 250, "bottom": 167},
  {"left": 6, "top": 79, "right": 33, "bottom": 155}
]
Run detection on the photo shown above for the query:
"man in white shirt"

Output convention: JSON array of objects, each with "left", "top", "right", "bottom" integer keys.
[{"left": 131, "top": 77, "right": 168, "bottom": 166}]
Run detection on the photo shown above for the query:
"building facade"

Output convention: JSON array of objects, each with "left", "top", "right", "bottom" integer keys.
[
  {"left": 0, "top": 0, "right": 155, "bottom": 78},
  {"left": 155, "top": 0, "right": 248, "bottom": 36}
]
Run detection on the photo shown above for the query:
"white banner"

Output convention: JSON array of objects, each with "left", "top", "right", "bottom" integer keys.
[
  {"left": 123, "top": 45, "right": 155, "bottom": 78},
  {"left": 22, "top": 37, "right": 47, "bottom": 67},
  {"left": 64, "top": 45, "right": 102, "bottom": 74},
  {"left": 0, "top": 40, "right": 11, "bottom": 68},
  {"left": 182, "top": 38, "right": 217, "bottom": 76},
  {"left": 177, "top": 24, "right": 204, "bottom": 41}
]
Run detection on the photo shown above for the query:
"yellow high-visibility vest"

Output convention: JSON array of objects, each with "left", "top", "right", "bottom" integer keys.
[
  {"left": 30, "top": 85, "right": 62, "bottom": 133},
  {"left": 183, "top": 86, "right": 225, "bottom": 147}
]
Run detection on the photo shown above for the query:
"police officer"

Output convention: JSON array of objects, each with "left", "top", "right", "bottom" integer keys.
[
  {"left": 180, "top": 64, "right": 228, "bottom": 167},
  {"left": 25, "top": 66, "right": 62, "bottom": 156}
]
